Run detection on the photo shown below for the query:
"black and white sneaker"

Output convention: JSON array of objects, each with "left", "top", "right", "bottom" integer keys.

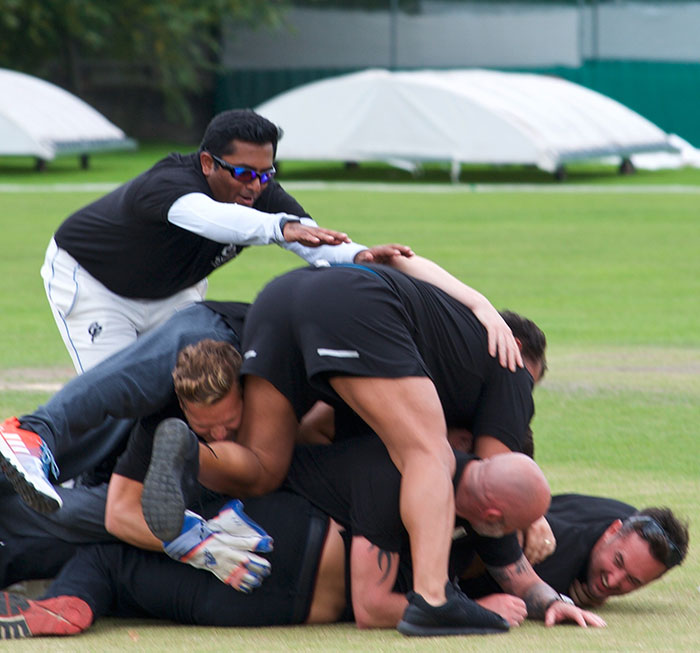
[
  {"left": 397, "top": 579, "right": 509, "bottom": 637},
  {"left": 0, "top": 417, "right": 62, "bottom": 513},
  {"left": 141, "top": 418, "right": 200, "bottom": 542}
]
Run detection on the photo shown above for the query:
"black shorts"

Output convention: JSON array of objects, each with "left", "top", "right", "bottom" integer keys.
[{"left": 241, "top": 265, "right": 430, "bottom": 419}]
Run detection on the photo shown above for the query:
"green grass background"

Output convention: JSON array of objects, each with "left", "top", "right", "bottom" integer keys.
[{"left": 0, "top": 149, "right": 698, "bottom": 651}]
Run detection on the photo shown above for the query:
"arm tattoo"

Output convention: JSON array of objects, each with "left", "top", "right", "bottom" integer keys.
[
  {"left": 522, "top": 583, "right": 560, "bottom": 620},
  {"left": 369, "top": 544, "right": 393, "bottom": 585},
  {"left": 488, "top": 554, "right": 558, "bottom": 619},
  {"left": 487, "top": 554, "right": 529, "bottom": 591}
]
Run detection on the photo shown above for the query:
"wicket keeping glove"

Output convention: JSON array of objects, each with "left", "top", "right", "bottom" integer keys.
[{"left": 163, "top": 500, "right": 273, "bottom": 593}]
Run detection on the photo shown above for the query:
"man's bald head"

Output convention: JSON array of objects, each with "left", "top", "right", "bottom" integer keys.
[{"left": 456, "top": 453, "right": 551, "bottom": 537}]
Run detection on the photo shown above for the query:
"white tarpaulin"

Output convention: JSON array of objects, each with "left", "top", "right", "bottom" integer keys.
[
  {"left": 0, "top": 68, "right": 133, "bottom": 160},
  {"left": 256, "top": 68, "right": 677, "bottom": 175}
]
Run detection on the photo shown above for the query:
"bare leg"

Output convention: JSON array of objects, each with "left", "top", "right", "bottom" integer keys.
[{"left": 329, "top": 376, "right": 454, "bottom": 605}]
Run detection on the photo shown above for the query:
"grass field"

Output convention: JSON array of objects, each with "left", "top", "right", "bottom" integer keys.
[{"left": 0, "top": 149, "right": 698, "bottom": 651}]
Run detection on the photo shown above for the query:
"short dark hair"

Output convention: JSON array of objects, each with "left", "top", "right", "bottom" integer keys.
[
  {"left": 622, "top": 507, "right": 689, "bottom": 569},
  {"left": 499, "top": 310, "right": 547, "bottom": 377},
  {"left": 199, "top": 109, "right": 281, "bottom": 157}
]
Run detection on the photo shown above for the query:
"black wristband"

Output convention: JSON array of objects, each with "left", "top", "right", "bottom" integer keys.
[{"left": 279, "top": 217, "right": 301, "bottom": 233}]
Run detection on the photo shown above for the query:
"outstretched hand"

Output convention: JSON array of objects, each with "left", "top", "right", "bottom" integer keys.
[
  {"left": 471, "top": 302, "right": 523, "bottom": 372},
  {"left": 544, "top": 601, "right": 606, "bottom": 628},
  {"left": 282, "top": 221, "right": 351, "bottom": 246},
  {"left": 354, "top": 243, "right": 414, "bottom": 264}
]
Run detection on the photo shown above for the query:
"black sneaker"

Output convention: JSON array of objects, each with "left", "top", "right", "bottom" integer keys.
[
  {"left": 141, "top": 418, "right": 200, "bottom": 542},
  {"left": 397, "top": 580, "right": 509, "bottom": 637}
]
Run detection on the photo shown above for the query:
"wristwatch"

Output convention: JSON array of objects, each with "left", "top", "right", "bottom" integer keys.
[{"left": 545, "top": 593, "right": 575, "bottom": 611}]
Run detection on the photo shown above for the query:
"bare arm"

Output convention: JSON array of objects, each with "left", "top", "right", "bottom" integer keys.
[
  {"left": 297, "top": 400, "right": 336, "bottom": 445},
  {"left": 105, "top": 474, "right": 163, "bottom": 551},
  {"left": 486, "top": 553, "right": 606, "bottom": 627},
  {"left": 350, "top": 535, "right": 407, "bottom": 629},
  {"left": 198, "top": 375, "right": 299, "bottom": 497},
  {"left": 386, "top": 254, "right": 522, "bottom": 371},
  {"left": 473, "top": 434, "right": 512, "bottom": 459}
]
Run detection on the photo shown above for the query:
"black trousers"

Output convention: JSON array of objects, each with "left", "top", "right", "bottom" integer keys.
[{"left": 45, "top": 491, "right": 330, "bottom": 626}]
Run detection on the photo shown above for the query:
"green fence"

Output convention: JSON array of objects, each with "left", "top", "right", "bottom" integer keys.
[{"left": 216, "top": 60, "right": 700, "bottom": 147}]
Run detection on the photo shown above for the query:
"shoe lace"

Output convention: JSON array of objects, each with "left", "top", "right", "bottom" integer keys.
[{"left": 39, "top": 442, "right": 60, "bottom": 480}]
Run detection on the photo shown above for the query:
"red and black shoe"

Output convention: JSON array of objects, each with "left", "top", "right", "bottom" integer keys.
[{"left": 0, "top": 592, "right": 92, "bottom": 638}]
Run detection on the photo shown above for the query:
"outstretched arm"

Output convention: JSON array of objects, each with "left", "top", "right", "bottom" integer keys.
[
  {"left": 384, "top": 253, "right": 523, "bottom": 372},
  {"left": 487, "top": 553, "right": 606, "bottom": 628}
]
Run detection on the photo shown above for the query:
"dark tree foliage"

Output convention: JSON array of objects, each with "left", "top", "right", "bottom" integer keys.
[{"left": 0, "top": 0, "right": 287, "bottom": 122}]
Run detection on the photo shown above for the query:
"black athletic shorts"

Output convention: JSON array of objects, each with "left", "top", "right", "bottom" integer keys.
[{"left": 241, "top": 265, "right": 429, "bottom": 419}]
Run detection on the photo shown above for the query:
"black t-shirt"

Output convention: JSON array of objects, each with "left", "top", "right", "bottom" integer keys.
[
  {"left": 286, "top": 435, "right": 521, "bottom": 593},
  {"left": 54, "top": 153, "right": 309, "bottom": 299},
  {"left": 460, "top": 493, "right": 637, "bottom": 597},
  {"left": 112, "top": 399, "right": 184, "bottom": 483},
  {"left": 370, "top": 265, "right": 535, "bottom": 451},
  {"left": 243, "top": 264, "right": 534, "bottom": 454}
]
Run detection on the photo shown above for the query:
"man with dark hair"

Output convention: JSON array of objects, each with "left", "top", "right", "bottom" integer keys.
[
  {"left": 499, "top": 310, "right": 547, "bottom": 378},
  {"left": 461, "top": 493, "right": 689, "bottom": 607},
  {"left": 0, "top": 485, "right": 683, "bottom": 637},
  {"left": 41, "top": 108, "right": 405, "bottom": 373}
]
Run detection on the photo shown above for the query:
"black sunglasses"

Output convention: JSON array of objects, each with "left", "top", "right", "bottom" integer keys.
[
  {"left": 209, "top": 153, "right": 276, "bottom": 184},
  {"left": 626, "top": 515, "right": 682, "bottom": 568}
]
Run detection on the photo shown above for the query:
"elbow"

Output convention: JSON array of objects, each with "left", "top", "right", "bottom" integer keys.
[
  {"left": 352, "top": 599, "right": 396, "bottom": 630},
  {"left": 247, "top": 475, "right": 284, "bottom": 497},
  {"left": 245, "top": 465, "right": 287, "bottom": 497},
  {"left": 353, "top": 606, "right": 377, "bottom": 630},
  {"left": 103, "top": 504, "right": 121, "bottom": 538}
]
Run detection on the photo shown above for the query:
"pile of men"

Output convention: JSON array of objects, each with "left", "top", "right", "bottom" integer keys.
[{"left": 0, "top": 110, "right": 688, "bottom": 640}]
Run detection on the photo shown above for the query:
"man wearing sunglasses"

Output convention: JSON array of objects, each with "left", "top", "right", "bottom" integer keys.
[{"left": 41, "top": 109, "right": 407, "bottom": 374}]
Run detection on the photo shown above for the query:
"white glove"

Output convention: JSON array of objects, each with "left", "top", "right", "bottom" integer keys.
[{"left": 164, "top": 501, "right": 273, "bottom": 593}]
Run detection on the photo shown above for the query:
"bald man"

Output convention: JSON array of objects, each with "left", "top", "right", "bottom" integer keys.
[
  {"left": 281, "top": 434, "right": 603, "bottom": 633},
  {"left": 143, "top": 428, "right": 603, "bottom": 634}
]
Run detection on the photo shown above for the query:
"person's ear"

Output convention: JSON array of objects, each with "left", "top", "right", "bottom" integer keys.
[
  {"left": 515, "top": 337, "right": 523, "bottom": 351},
  {"left": 483, "top": 508, "right": 503, "bottom": 523},
  {"left": 603, "top": 519, "right": 624, "bottom": 541},
  {"left": 200, "top": 151, "right": 215, "bottom": 176}
]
